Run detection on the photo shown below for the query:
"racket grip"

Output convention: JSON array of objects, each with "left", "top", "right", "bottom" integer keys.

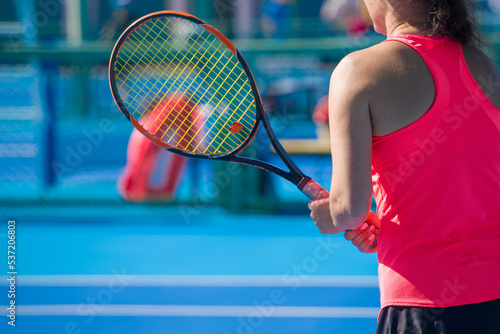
[{"left": 299, "top": 177, "right": 329, "bottom": 200}]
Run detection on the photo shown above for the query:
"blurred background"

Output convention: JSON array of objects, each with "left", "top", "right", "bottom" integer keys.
[{"left": 0, "top": 1, "right": 499, "bottom": 333}]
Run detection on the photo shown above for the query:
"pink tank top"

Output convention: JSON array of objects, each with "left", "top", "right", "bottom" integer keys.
[{"left": 372, "top": 34, "right": 500, "bottom": 310}]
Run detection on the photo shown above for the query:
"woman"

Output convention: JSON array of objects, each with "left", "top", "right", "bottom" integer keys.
[{"left": 309, "top": 0, "right": 500, "bottom": 332}]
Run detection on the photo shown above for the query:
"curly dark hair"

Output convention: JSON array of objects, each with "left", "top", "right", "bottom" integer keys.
[{"left": 421, "top": 0, "right": 482, "bottom": 46}]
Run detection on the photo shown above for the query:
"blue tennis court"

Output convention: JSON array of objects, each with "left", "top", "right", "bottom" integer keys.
[{"left": 1, "top": 208, "right": 379, "bottom": 334}]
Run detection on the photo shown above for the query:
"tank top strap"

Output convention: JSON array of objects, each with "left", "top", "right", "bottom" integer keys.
[
  {"left": 384, "top": 34, "right": 462, "bottom": 81},
  {"left": 376, "top": 35, "right": 454, "bottom": 137}
]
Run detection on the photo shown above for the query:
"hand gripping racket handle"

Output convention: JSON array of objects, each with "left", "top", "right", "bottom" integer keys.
[
  {"left": 300, "top": 177, "right": 378, "bottom": 250},
  {"left": 299, "top": 177, "right": 329, "bottom": 200}
]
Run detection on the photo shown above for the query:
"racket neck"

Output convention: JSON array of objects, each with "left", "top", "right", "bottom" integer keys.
[
  {"left": 234, "top": 52, "right": 306, "bottom": 186},
  {"left": 259, "top": 114, "right": 305, "bottom": 186}
]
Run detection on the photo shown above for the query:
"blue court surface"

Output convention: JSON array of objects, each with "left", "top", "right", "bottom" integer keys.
[{"left": 1, "top": 208, "right": 380, "bottom": 334}]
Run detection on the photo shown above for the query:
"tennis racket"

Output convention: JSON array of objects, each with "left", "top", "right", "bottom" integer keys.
[
  {"left": 108, "top": 10, "right": 328, "bottom": 200},
  {"left": 108, "top": 11, "right": 378, "bottom": 247}
]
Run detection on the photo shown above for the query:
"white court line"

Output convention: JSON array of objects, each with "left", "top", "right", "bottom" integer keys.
[
  {"left": 5, "top": 305, "right": 380, "bottom": 318},
  {"left": 7, "top": 275, "right": 379, "bottom": 288}
]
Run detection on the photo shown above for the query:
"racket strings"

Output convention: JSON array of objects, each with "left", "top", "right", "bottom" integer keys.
[
  {"left": 119, "top": 18, "right": 252, "bottom": 142},
  {"left": 144, "top": 24, "right": 251, "bottom": 152},
  {"left": 210, "top": 92, "right": 257, "bottom": 153},
  {"left": 118, "top": 19, "right": 196, "bottom": 118},
  {"left": 116, "top": 21, "right": 221, "bottom": 150},
  {"left": 147, "top": 18, "right": 255, "bottom": 135},
  {"left": 113, "top": 15, "right": 257, "bottom": 155},
  {"left": 118, "top": 34, "right": 238, "bottom": 152},
  {"left": 193, "top": 72, "right": 253, "bottom": 154},
  {"left": 116, "top": 18, "right": 175, "bottom": 94},
  {"left": 149, "top": 22, "right": 245, "bottom": 146},
  {"left": 118, "top": 17, "right": 255, "bottom": 136},
  {"left": 133, "top": 19, "right": 209, "bottom": 124}
]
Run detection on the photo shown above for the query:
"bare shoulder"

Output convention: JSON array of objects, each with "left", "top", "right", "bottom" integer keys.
[
  {"left": 327, "top": 45, "right": 390, "bottom": 111},
  {"left": 332, "top": 41, "right": 428, "bottom": 93},
  {"left": 331, "top": 43, "right": 392, "bottom": 84},
  {"left": 331, "top": 40, "right": 436, "bottom": 136}
]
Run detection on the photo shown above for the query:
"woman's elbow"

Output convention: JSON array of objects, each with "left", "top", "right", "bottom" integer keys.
[
  {"left": 329, "top": 184, "right": 372, "bottom": 230},
  {"left": 330, "top": 203, "right": 370, "bottom": 230}
]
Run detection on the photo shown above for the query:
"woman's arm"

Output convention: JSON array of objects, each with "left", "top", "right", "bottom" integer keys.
[
  {"left": 328, "top": 54, "right": 374, "bottom": 229},
  {"left": 309, "top": 52, "right": 374, "bottom": 233}
]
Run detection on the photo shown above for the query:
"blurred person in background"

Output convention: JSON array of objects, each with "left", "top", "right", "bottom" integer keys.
[
  {"left": 313, "top": 0, "right": 373, "bottom": 142},
  {"left": 320, "top": 0, "right": 372, "bottom": 36},
  {"left": 309, "top": 0, "right": 500, "bottom": 332},
  {"left": 10, "top": 0, "right": 37, "bottom": 44},
  {"left": 97, "top": 0, "right": 165, "bottom": 41},
  {"left": 261, "top": 0, "right": 291, "bottom": 38},
  {"left": 488, "top": 0, "right": 500, "bottom": 14}
]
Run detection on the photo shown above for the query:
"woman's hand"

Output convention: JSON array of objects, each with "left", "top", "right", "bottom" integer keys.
[
  {"left": 309, "top": 199, "right": 380, "bottom": 252},
  {"left": 344, "top": 211, "right": 380, "bottom": 253},
  {"left": 308, "top": 198, "right": 346, "bottom": 235}
]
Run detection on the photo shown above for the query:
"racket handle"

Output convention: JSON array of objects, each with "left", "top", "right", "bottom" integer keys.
[
  {"left": 299, "top": 177, "right": 329, "bottom": 200},
  {"left": 302, "top": 177, "right": 380, "bottom": 250}
]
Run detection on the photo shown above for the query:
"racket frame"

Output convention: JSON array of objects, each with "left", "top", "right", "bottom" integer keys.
[{"left": 109, "top": 10, "right": 308, "bottom": 187}]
